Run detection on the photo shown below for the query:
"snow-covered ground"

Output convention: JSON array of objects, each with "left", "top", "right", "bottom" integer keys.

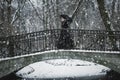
[{"left": 16, "top": 59, "right": 110, "bottom": 79}]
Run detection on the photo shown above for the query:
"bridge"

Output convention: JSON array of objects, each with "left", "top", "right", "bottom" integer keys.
[{"left": 0, "top": 29, "right": 120, "bottom": 78}]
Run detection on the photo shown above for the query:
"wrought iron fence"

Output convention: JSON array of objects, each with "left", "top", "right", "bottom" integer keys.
[{"left": 0, "top": 29, "right": 120, "bottom": 58}]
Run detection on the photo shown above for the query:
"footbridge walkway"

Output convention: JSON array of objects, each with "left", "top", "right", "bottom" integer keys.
[{"left": 0, "top": 29, "right": 120, "bottom": 78}]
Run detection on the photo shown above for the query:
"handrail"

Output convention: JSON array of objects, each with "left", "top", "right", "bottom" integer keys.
[{"left": 0, "top": 29, "right": 120, "bottom": 58}]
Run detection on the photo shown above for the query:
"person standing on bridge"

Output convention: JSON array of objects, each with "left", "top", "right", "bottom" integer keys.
[{"left": 56, "top": 14, "right": 74, "bottom": 49}]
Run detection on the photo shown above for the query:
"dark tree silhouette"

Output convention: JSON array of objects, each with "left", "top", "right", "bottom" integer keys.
[{"left": 97, "top": 0, "right": 118, "bottom": 51}]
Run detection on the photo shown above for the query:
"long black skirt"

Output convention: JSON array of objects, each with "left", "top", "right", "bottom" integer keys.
[{"left": 56, "top": 29, "right": 74, "bottom": 49}]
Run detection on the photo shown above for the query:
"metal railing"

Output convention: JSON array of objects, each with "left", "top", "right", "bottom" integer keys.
[{"left": 0, "top": 29, "right": 120, "bottom": 58}]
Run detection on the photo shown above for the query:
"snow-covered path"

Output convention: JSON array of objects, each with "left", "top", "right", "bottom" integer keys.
[{"left": 16, "top": 59, "right": 110, "bottom": 79}]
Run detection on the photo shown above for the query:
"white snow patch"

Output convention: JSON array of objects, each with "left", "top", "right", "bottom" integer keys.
[{"left": 16, "top": 59, "right": 110, "bottom": 79}]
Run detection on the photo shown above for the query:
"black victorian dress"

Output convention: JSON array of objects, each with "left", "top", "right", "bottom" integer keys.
[{"left": 56, "top": 22, "right": 74, "bottom": 49}]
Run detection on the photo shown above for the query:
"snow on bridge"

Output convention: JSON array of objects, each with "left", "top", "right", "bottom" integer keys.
[
  {"left": 0, "top": 29, "right": 120, "bottom": 78},
  {"left": 0, "top": 50, "right": 120, "bottom": 78}
]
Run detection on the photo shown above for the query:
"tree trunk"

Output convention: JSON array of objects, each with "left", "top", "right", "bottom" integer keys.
[
  {"left": 42, "top": 0, "right": 46, "bottom": 30},
  {"left": 55, "top": 0, "right": 60, "bottom": 29},
  {"left": 97, "top": 0, "right": 118, "bottom": 51},
  {"left": 6, "top": 0, "right": 15, "bottom": 56}
]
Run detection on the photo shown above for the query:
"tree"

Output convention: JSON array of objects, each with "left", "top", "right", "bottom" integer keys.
[
  {"left": 0, "top": 0, "right": 14, "bottom": 57},
  {"left": 111, "top": 0, "right": 120, "bottom": 30},
  {"left": 0, "top": 0, "right": 27, "bottom": 56},
  {"left": 97, "top": 0, "right": 118, "bottom": 50},
  {"left": 0, "top": 0, "right": 13, "bottom": 36}
]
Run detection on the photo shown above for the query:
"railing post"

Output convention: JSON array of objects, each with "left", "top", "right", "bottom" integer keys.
[
  {"left": 105, "top": 31, "right": 107, "bottom": 51},
  {"left": 8, "top": 36, "right": 14, "bottom": 57}
]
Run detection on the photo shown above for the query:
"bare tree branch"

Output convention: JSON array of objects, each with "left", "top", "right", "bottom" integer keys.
[
  {"left": 11, "top": 0, "right": 26, "bottom": 25},
  {"left": 71, "top": 0, "right": 84, "bottom": 19},
  {"left": 28, "top": 0, "right": 45, "bottom": 22}
]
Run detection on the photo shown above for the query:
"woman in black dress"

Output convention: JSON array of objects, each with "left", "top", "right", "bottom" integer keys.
[{"left": 56, "top": 15, "right": 74, "bottom": 49}]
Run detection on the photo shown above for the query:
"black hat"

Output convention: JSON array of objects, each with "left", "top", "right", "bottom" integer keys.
[{"left": 60, "top": 14, "right": 72, "bottom": 23}]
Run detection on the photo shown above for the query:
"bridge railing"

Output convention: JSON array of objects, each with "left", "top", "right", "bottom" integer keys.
[{"left": 0, "top": 29, "right": 120, "bottom": 58}]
